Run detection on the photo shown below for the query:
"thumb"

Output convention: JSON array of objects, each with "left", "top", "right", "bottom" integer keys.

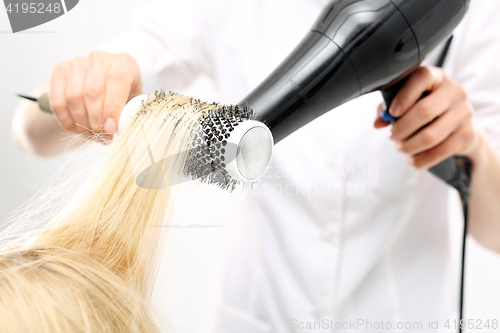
[{"left": 374, "top": 103, "right": 390, "bottom": 129}]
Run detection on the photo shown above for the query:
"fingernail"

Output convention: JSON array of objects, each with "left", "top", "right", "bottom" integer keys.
[
  {"left": 395, "top": 142, "right": 403, "bottom": 151},
  {"left": 389, "top": 132, "right": 399, "bottom": 141},
  {"left": 406, "top": 157, "right": 414, "bottom": 165},
  {"left": 390, "top": 104, "right": 402, "bottom": 117},
  {"left": 104, "top": 118, "right": 117, "bottom": 133}
]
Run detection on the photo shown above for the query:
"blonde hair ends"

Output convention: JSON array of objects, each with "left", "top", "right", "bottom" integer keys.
[
  {"left": 0, "top": 247, "right": 158, "bottom": 333},
  {"left": 0, "top": 92, "right": 228, "bottom": 332}
]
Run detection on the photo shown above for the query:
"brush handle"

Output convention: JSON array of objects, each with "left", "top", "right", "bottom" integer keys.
[{"left": 37, "top": 92, "right": 53, "bottom": 114}]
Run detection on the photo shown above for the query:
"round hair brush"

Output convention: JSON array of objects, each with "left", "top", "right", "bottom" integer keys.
[
  {"left": 16, "top": 92, "right": 274, "bottom": 187},
  {"left": 120, "top": 95, "right": 273, "bottom": 188}
]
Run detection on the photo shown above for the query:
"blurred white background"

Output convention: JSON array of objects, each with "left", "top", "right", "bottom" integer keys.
[{"left": 1, "top": 1, "right": 500, "bottom": 332}]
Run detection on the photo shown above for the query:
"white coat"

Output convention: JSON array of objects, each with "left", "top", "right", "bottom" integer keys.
[{"left": 101, "top": 0, "right": 500, "bottom": 331}]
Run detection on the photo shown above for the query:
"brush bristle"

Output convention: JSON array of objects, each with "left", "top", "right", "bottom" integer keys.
[{"left": 184, "top": 104, "right": 255, "bottom": 191}]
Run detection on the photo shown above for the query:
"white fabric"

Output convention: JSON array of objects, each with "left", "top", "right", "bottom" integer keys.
[{"left": 100, "top": 0, "right": 500, "bottom": 332}]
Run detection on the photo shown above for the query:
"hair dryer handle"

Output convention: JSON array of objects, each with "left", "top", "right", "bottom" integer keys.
[{"left": 381, "top": 80, "right": 472, "bottom": 202}]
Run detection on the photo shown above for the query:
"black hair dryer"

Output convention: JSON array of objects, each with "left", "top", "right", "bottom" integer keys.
[{"left": 240, "top": 0, "right": 471, "bottom": 200}]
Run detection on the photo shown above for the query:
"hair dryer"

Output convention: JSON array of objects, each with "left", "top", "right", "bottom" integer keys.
[
  {"left": 19, "top": 0, "right": 472, "bottom": 195},
  {"left": 240, "top": 0, "right": 471, "bottom": 199}
]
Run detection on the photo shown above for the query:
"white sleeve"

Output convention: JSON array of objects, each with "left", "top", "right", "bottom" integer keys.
[
  {"left": 447, "top": 0, "right": 500, "bottom": 152},
  {"left": 97, "top": 0, "right": 214, "bottom": 94}
]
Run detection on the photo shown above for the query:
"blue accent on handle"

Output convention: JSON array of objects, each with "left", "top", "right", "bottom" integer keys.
[{"left": 380, "top": 110, "right": 395, "bottom": 123}]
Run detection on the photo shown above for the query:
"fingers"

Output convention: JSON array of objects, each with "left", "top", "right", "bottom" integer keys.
[
  {"left": 375, "top": 65, "right": 478, "bottom": 171},
  {"left": 50, "top": 61, "right": 77, "bottom": 133},
  {"left": 65, "top": 57, "right": 90, "bottom": 134},
  {"left": 390, "top": 81, "right": 455, "bottom": 141},
  {"left": 124, "top": 52, "right": 143, "bottom": 99},
  {"left": 389, "top": 66, "right": 443, "bottom": 117},
  {"left": 84, "top": 54, "right": 107, "bottom": 131},
  {"left": 395, "top": 103, "right": 469, "bottom": 156},
  {"left": 47, "top": 51, "right": 142, "bottom": 141},
  {"left": 102, "top": 62, "right": 134, "bottom": 133},
  {"left": 407, "top": 120, "right": 476, "bottom": 169}
]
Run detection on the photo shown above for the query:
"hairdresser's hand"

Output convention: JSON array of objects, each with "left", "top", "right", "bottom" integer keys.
[
  {"left": 374, "top": 66, "right": 479, "bottom": 169},
  {"left": 49, "top": 51, "right": 142, "bottom": 138}
]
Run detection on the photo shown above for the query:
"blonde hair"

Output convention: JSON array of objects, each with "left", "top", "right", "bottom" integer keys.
[{"left": 0, "top": 92, "right": 229, "bottom": 332}]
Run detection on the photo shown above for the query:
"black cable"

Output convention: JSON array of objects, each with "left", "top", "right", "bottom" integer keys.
[
  {"left": 459, "top": 201, "right": 468, "bottom": 333},
  {"left": 456, "top": 156, "right": 472, "bottom": 333},
  {"left": 433, "top": 38, "right": 471, "bottom": 333}
]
